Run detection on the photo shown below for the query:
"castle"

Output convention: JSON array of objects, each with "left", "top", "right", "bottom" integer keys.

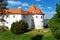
[{"left": 0, "top": 4, "right": 46, "bottom": 29}]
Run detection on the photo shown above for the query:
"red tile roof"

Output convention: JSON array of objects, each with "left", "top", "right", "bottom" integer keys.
[
  {"left": 0, "top": 4, "right": 44, "bottom": 15},
  {"left": 27, "top": 4, "right": 36, "bottom": 12},
  {"left": 27, "top": 4, "right": 44, "bottom": 15},
  {"left": 8, "top": 8, "right": 22, "bottom": 14}
]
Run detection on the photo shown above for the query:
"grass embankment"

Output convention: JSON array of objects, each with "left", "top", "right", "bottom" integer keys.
[{"left": 0, "top": 28, "right": 56, "bottom": 40}]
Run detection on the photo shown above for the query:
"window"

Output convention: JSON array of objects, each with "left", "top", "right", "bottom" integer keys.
[
  {"left": 6, "top": 22, "right": 8, "bottom": 24},
  {"left": 23, "top": 15, "right": 25, "bottom": 18},
  {"left": 13, "top": 15, "right": 15, "bottom": 18},
  {"left": 31, "top": 19, "right": 33, "bottom": 22},
  {"left": 7, "top": 15, "right": 8, "bottom": 17},
  {"left": 36, "top": 16, "right": 38, "bottom": 18},
  {"left": 41, "top": 21, "right": 43, "bottom": 23},
  {"left": 8, "top": 15, "right": 10, "bottom": 18},
  {"left": 41, "top": 16, "right": 43, "bottom": 18},
  {"left": 32, "top": 17, "right": 33, "bottom": 18},
  {"left": 6, "top": 17, "right": 8, "bottom": 19}
]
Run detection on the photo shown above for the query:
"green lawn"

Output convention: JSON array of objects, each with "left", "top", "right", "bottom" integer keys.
[{"left": 0, "top": 28, "right": 56, "bottom": 40}]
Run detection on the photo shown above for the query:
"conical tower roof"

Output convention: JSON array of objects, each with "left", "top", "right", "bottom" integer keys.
[{"left": 27, "top": 4, "right": 36, "bottom": 12}]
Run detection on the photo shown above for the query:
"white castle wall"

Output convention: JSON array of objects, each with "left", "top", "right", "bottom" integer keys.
[
  {"left": 0, "top": 14, "right": 44, "bottom": 29},
  {"left": 4, "top": 15, "right": 22, "bottom": 29},
  {"left": 33, "top": 15, "right": 44, "bottom": 29},
  {"left": 21, "top": 15, "right": 32, "bottom": 29}
]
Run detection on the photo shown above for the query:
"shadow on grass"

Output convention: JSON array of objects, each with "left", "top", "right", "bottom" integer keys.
[
  {"left": 12, "top": 29, "right": 32, "bottom": 35},
  {"left": 31, "top": 35, "right": 43, "bottom": 40},
  {"left": 55, "top": 34, "right": 60, "bottom": 40}
]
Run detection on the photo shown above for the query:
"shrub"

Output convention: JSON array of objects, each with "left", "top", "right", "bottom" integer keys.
[
  {"left": 31, "top": 35, "right": 43, "bottom": 40},
  {"left": 10, "top": 20, "right": 28, "bottom": 34},
  {"left": 0, "top": 26, "right": 8, "bottom": 31},
  {"left": 54, "top": 30, "right": 60, "bottom": 40}
]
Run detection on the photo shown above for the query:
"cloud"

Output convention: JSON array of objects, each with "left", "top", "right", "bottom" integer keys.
[
  {"left": 44, "top": 11, "right": 56, "bottom": 19},
  {"left": 7, "top": 1, "right": 22, "bottom": 5},
  {"left": 48, "top": 6, "right": 52, "bottom": 9},
  {"left": 44, "top": 11, "right": 56, "bottom": 14},
  {"left": 7, "top": 0, "right": 29, "bottom": 7},
  {"left": 36, "top": 0, "right": 41, "bottom": 1},
  {"left": 37, "top": 6, "right": 43, "bottom": 9},
  {"left": 36, "top": 4, "right": 42, "bottom": 9},
  {"left": 22, "top": 3, "right": 29, "bottom": 7},
  {"left": 37, "top": 4, "right": 41, "bottom": 7},
  {"left": 25, "top": 8, "right": 27, "bottom": 10},
  {"left": 18, "top": 7, "right": 21, "bottom": 8},
  {"left": 39, "top": 7, "right": 43, "bottom": 9}
]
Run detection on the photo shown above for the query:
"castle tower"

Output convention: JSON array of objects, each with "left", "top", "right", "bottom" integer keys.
[{"left": 27, "top": 4, "right": 44, "bottom": 29}]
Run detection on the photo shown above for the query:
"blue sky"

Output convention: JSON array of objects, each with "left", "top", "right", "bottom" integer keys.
[{"left": 7, "top": 0, "right": 60, "bottom": 19}]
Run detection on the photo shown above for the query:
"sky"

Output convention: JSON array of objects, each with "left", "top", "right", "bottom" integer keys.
[{"left": 6, "top": 0, "right": 60, "bottom": 19}]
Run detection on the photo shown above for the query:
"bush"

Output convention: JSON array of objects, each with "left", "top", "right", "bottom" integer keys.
[
  {"left": 0, "top": 26, "right": 8, "bottom": 31},
  {"left": 54, "top": 30, "right": 60, "bottom": 40},
  {"left": 10, "top": 20, "right": 28, "bottom": 34},
  {"left": 31, "top": 35, "right": 43, "bottom": 40}
]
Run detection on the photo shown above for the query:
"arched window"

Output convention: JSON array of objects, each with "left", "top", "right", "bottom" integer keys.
[
  {"left": 41, "top": 16, "right": 43, "bottom": 18},
  {"left": 23, "top": 15, "right": 26, "bottom": 19},
  {"left": 36, "top": 16, "right": 38, "bottom": 18},
  {"left": 13, "top": 15, "right": 15, "bottom": 18}
]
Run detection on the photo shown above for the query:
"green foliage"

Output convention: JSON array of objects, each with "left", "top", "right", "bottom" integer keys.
[
  {"left": 10, "top": 20, "right": 28, "bottom": 34},
  {"left": 47, "top": 3, "right": 60, "bottom": 40},
  {"left": 0, "top": 29, "right": 56, "bottom": 40},
  {"left": 0, "top": 26, "right": 8, "bottom": 31},
  {"left": 31, "top": 35, "right": 43, "bottom": 40}
]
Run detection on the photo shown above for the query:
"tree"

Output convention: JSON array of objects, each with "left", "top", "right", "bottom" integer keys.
[
  {"left": 0, "top": 0, "right": 8, "bottom": 31},
  {"left": 48, "top": 3, "right": 60, "bottom": 40},
  {"left": 10, "top": 20, "right": 28, "bottom": 34}
]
